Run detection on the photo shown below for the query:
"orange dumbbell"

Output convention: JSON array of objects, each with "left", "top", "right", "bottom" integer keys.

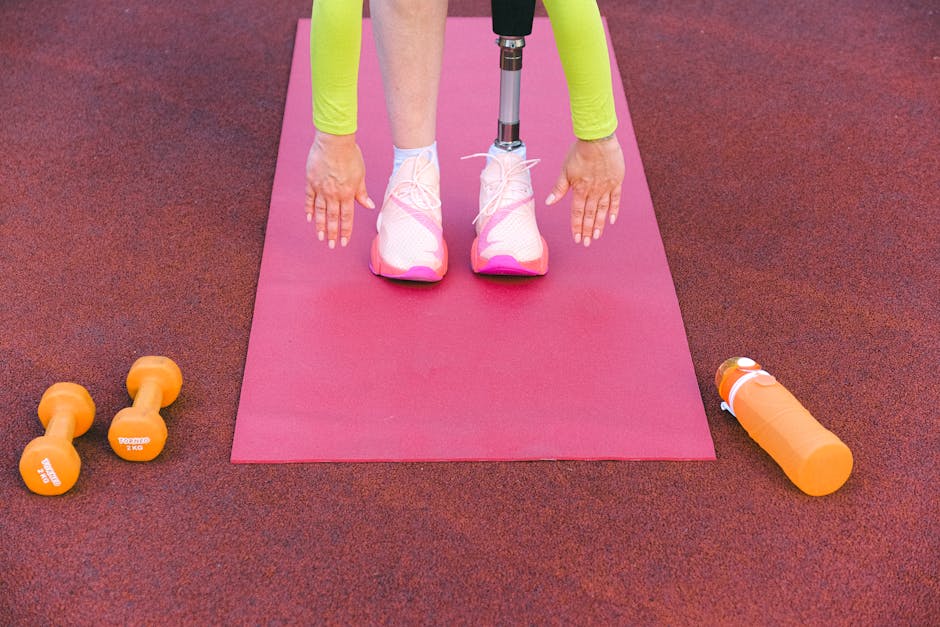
[
  {"left": 19, "top": 383, "right": 95, "bottom": 496},
  {"left": 716, "top": 357, "right": 853, "bottom": 496},
  {"left": 108, "top": 356, "right": 183, "bottom": 461}
]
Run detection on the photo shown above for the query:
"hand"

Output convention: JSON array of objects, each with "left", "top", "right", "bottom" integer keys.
[
  {"left": 304, "top": 131, "right": 375, "bottom": 248},
  {"left": 545, "top": 135, "right": 625, "bottom": 247}
]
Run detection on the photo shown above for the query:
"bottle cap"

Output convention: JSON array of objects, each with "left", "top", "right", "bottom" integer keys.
[{"left": 715, "top": 357, "right": 763, "bottom": 402}]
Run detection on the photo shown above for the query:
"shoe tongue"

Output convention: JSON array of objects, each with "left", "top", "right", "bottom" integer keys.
[
  {"left": 418, "top": 161, "right": 440, "bottom": 187},
  {"left": 402, "top": 156, "right": 438, "bottom": 185},
  {"left": 395, "top": 157, "right": 440, "bottom": 208}
]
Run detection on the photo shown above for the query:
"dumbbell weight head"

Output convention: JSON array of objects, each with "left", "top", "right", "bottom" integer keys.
[
  {"left": 126, "top": 356, "right": 183, "bottom": 406},
  {"left": 20, "top": 382, "right": 95, "bottom": 496},
  {"left": 108, "top": 406, "right": 168, "bottom": 461},
  {"left": 108, "top": 356, "right": 182, "bottom": 461},
  {"left": 38, "top": 383, "right": 95, "bottom": 435}
]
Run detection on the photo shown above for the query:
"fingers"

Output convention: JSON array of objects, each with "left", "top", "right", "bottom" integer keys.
[
  {"left": 339, "top": 198, "right": 354, "bottom": 248},
  {"left": 580, "top": 195, "right": 599, "bottom": 247},
  {"left": 325, "top": 198, "right": 340, "bottom": 249},
  {"left": 313, "top": 197, "right": 326, "bottom": 242},
  {"left": 572, "top": 190, "right": 618, "bottom": 247},
  {"left": 545, "top": 176, "right": 570, "bottom": 206},
  {"left": 609, "top": 187, "right": 622, "bottom": 226},
  {"left": 593, "top": 193, "right": 611, "bottom": 241},
  {"left": 304, "top": 183, "right": 315, "bottom": 224},
  {"left": 309, "top": 197, "right": 356, "bottom": 247},
  {"left": 308, "top": 191, "right": 363, "bottom": 249},
  {"left": 355, "top": 182, "right": 375, "bottom": 211},
  {"left": 570, "top": 190, "right": 586, "bottom": 245}
]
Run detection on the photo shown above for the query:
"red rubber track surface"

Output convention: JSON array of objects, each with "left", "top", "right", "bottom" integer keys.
[{"left": 1, "top": 1, "right": 936, "bottom": 623}]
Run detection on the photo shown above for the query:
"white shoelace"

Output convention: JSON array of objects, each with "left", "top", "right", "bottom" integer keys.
[
  {"left": 461, "top": 153, "right": 540, "bottom": 225},
  {"left": 385, "top": 154, "right": 442, "bottom": 222}
]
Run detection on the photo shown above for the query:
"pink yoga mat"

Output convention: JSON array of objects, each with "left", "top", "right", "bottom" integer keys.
[{"left": 231, "top": 18, "right": 715, "bottom": 462}]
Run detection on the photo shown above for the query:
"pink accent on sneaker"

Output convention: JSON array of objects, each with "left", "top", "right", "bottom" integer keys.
[
  {"left": 388, "top": 195, "right": 446, "bottom": 244},
  {"left": 461, "top": 151, "right": 548, "bottom": 276},
  {"left": 470, "top": 237, "right": 549, "bottom": 275},
  {"left": 476, "top": 195, "right": 533, "bottom": 245},
  {"left": 370, "top": 153, "right": 447, "bottom": 282},
  {"left": 370, "top": 235, "right": 449, "bottom": 281}
]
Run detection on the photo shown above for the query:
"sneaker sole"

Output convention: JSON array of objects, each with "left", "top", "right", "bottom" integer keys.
[
  {"left": 471, "top": 236, "right": 549, "bottom": 276},
  {"left": 369, "top": 235, "right": 448, "bottom": 282}
]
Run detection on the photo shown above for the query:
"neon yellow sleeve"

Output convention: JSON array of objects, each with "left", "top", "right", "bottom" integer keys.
[
  {"left": 310, "top": 0, "right": 363, "bottom": 135},
  {"left": 542, "top": 0, "right": 618, "bottom": 140}
]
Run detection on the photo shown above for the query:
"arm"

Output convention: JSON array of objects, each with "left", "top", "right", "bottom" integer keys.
[
  {"left": 542, "top": 0, "right": 617, "bottom": 140},
  {"left": 311, "top": 0, "right": 363, "bottom": 134},
  {"left": 306, "top": 0, "right": 374, "bottom": 249},
  {"left": 542, "top": 0, "right": 624, "bottom": 246}
]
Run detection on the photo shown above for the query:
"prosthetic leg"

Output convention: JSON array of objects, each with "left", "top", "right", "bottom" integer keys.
[
  {"left": 491, "top": 0, "right": 537, "bottom": 151},
  {"left": 466, "top": 1, "right": 547, "bottom": 276}
]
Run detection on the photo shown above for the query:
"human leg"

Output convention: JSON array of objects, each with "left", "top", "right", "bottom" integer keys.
[
  {"left": 371, "top": 0, "right": 447, "bottom": 151},
  {"left": 369, "top": 0, "right": 449, "bottom": 280}
]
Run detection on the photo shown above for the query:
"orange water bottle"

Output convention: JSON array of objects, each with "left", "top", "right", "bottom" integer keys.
[{"left": 716, "top": 357, "right": 853, "bottom": 496}]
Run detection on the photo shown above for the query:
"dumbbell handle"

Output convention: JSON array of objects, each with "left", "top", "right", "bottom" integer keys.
[
  {"left": 45, "top": 410, "right": 77, "bottom": 441},
  {"left": 132, "top": 378, "right": 164, "bottom": 410}
]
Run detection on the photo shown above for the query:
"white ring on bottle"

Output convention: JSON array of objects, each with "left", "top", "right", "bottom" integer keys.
[{"left": 723, "top": 370, "right": 770, "bottom": 417}]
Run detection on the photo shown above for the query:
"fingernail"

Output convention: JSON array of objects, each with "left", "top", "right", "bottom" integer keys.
[
  {"left": 318, "top": 231, "right": 324, "bottom": 241},
  {"left": 306, "top": 213, "right": 312, "bottom": 223},
  {"left": 340, "top": 236, "right": 348, "bottom": 247},
  {"left": 367, "top": 199, "right": 376, "bottom": 209},
  {"left": 593, "top": 228, "right": 601, "bottom": 240},
  {"left": 609, "top": 214, "right": 617, "bottom": 225},
  {"left": 545, "top": 194, "right": 555, "bottom": 205},
  {"left": 328, "top": 239, "right": 335, "bottom": 249},
  {"left": 574, "top": 233, "right": 581, "bottom": 244},
  {"left": 584, "top": 237, "right": 592, "bottom": 248}
]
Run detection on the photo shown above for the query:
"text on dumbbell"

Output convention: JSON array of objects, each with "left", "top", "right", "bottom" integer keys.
[
  {"left": 117, "top": 437, "right": 151, "bottom": 445},
  {"left": 40, "top": 458, "right": 62, "bottom": 487}
]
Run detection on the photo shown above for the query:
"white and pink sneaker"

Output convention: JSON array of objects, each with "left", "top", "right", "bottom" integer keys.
[
  {"left": 464, "top": 151, "right": 548, "bottom": 276},
  {"left": 370, "top": 154, "right": 448, "bottom": 282}
]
